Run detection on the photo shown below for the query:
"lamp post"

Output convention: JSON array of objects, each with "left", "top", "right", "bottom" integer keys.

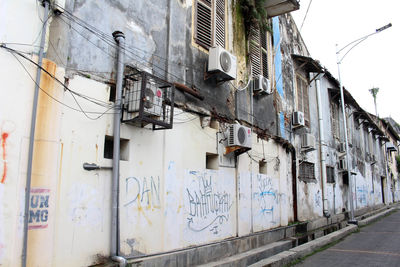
[{"left": 336, "top": 23, "right": 392, "bottom": 223}]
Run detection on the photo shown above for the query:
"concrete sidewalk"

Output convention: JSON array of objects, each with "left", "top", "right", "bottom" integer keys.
[{"left": 249, "top": 206, "right": 397, "bottom": 267}]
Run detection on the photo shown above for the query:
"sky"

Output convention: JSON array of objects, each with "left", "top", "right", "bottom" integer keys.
[{"left": 291, "top": 0, "right": 400, "bottom": 123}]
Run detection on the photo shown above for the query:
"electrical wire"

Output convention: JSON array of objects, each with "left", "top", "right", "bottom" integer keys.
[
  {"left": 10, "top": 52, "right": 117, "bottom": 119},
  {"left": 300, "top": 0, "right": 312, "bottom": 32},
  {"left": 3, "top": 45, "right": 120, "bottom": 119},
  {"left": 1, "top": 45, "right": 115, "bottom": 108},
  {"left": 34, "top": 4, "right": 275, "bottom": 127},
  {"left": 55, "top": 3, "right": 205, "bottom": 74}
]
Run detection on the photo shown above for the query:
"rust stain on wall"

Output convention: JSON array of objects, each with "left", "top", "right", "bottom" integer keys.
[{"left": 1, "top": 132, "right": 9, "bottom": 183}]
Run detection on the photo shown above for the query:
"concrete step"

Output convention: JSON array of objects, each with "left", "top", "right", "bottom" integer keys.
[{"left": 196, "top": 240, "right": 293, "bottom": 267}]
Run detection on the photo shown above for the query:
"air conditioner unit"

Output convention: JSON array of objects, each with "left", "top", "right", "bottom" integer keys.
[
  {"left": 52, "top": 0, "right": 65, "bottom": 13},
  {"left": 253, "top": 75, "right": 271, "bottom": 94},
  {"left": 338, "top": 142, "right": 346, "bottom": 153},
  {"left": 125, "top": 79, "right": 163, "bottom": 117},
  {"left": 208, "top": 46, "right": 237, "bottom": 80},
  {"left": 301, "top": 133, "right": 315, "bottom": 150},
  {"left": 339, "top": 158, "right": 347, "bottom": 170},
  {"left": 227, "top": 124, "right": 252, "bottom": 149},
  {"left": 292, "top": 111, "right": 305, "bottom": 128}
]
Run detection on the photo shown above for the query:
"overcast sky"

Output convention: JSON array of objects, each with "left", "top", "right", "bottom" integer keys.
[{"left": 291, "top": 0, "right": 400, "bottom": 123}]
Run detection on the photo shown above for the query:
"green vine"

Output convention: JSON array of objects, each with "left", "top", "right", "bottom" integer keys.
[
  {"left": 239, "top": 0, "right": 272, "bottom": 37},
  {"left": 396, "top": 155, "right": 400, "bottom": 175}
]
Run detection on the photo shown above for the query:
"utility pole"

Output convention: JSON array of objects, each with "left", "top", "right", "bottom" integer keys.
[{"left": 369, "top": 87, "right": 379, "bottom": 117}]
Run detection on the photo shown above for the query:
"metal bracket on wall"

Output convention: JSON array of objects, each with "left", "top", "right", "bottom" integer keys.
[{"left": 203, "top": 62, "right": 233, "bottom": 85}]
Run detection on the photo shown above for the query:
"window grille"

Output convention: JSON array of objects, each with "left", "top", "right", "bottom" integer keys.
[
  {"left": 122, "top": 67, "right": 175, "bottom": 130},
  {"left": 299, "top": 162, "right": 315, "bottom": 181}
]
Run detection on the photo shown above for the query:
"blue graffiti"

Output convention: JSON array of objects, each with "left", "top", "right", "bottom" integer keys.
[
  {"left": 260, "top": 191, "right": 276, "bottom": 197},
  {"left": 261, "top": 207, "right": 274, "bottom": 213}
]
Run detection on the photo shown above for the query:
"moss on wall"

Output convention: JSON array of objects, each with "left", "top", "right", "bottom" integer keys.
[{"left": 232, "top": 0, "right": 248, "bottom": 86}]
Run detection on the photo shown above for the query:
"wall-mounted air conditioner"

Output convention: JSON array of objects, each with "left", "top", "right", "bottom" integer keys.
[
  {"left": 253, "top": 75, "right": 271, "bottom": 94},
  {"left": 52, "top": 0, "right": 65, "bottom": 13},
  {"left": 301, "top": 133, "right": 315, "bottom": 150},
  {"left": 339, "top": 158, "right": 347, "bottom": 170},
  {"left": 292, "top": 111, "right": 305, "bottom": 128},
  {"left": 227, "top": 124, "right": 252, "bottom": 149},
  {"left": 126, "top": 78, "right": 163, "bottom": 116},
  {"left": 338, "top": 142, "right": 346, "bottom": 153},
  {"left": 208, "top": 46, "right": 237, "bottom": 81}
]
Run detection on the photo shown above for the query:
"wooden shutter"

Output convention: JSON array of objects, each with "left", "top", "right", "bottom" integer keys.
[
  {"left": 296, "top": 76, "right": 303, "bottom": 113},
  {"left": 214, "top": 0, "right": 225, "bottom": 48},
  {"left": 303, "top": 80, "right": 310, "bottom": 127},
  {"left": 249, "top": 25, "right": 262, "bottom": 76},
  {"left": 261, "top": 31, "right": 269, "bottom": 78},
  {"left": 195, "top": 0, "right": 212, "bottom": 49}
]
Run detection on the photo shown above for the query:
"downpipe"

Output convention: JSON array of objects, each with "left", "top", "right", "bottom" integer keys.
[
  {"left": 111, "top": 31, "right": 126, "bottom": 267},
  {"left": 315, "top": 74, "right": 330, "bottom": 218},
  {"left": 22, "top": 1, "right": 50, "bottom": 266}
]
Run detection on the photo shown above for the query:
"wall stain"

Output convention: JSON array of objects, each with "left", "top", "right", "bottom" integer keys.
[{"left": 1, "top": 132, "right": 9, "bottom": 184}]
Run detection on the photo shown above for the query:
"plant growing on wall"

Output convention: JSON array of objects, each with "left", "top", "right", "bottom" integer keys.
[
  {"left": 396, "top": 155, "right": 400, "bottom": 175},
  {"left": 239, "top": 0, "right": 271, "bottom": 36}
]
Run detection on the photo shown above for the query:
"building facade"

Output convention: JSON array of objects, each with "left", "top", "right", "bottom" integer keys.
[{"left": 0, "top": 0, "right": 398, "bottom": 266}]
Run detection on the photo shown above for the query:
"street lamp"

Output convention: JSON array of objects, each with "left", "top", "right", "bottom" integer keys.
[{"left": 336, "top": 23, "right": 392, "bottom": 224}]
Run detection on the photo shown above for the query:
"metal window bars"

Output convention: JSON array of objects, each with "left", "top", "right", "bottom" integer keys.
[{"left": 122, "top": 66, "right": 175, "bottom": 130}]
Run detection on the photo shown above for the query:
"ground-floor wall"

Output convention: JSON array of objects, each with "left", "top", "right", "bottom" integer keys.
[{"left": 1, "top": 62, "right": 396, "bottom": 266}]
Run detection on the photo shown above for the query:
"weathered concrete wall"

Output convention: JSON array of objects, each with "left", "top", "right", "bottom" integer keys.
[{"left": 0, "top": 0, "right": 56, "bottom": 265}]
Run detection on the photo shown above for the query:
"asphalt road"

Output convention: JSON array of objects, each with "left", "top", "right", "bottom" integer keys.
[{"left": 295, "top": 210, "right": 400, "bottom": 267}]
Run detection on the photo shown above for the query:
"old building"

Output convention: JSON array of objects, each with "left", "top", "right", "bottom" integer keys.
[{"left": 0, "top": 0, "right": 398, "bottom": 266}]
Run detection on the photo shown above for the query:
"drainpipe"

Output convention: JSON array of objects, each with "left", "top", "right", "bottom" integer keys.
[
  {"left": 22, "top": 1, "right": 50, "bottom": 266},
  {"left": 315, "top": 74, "right": 330, "bottom": 217},
  {"left": 111, "top": 31, "right": 126, "bottom": 266}
]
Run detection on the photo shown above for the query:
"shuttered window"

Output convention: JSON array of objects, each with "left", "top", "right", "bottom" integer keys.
[
  {"left": 326, "top": 166, "right": 335, "bottom": 183},
  {"left": 299, "top": 162, "right": 315, "bottom": 181},
  {"left": 249, "top": 24, "right": 269, "bottom": 78},
  {"left": 296, "top": 75, "right": 310, "bottom": 127},
  {"left": 330, "top": 101, "right": 339, "bottom": 139},
  {"left": 194, "top": 0, "right": 225, "bottom": 50}
]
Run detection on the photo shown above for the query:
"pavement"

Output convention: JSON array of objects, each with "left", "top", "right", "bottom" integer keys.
[{"left": 294, "top": 209, "right": 400, "bottom": 267}]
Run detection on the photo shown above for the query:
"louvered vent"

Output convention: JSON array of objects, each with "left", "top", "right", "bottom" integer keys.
[
  {"left": 249, "top": 25, "right": 261, "bottom": 76},
  {"left": 215, "top": 0, "right": 225, "bottom": 48},
  {"left": 195, "top": 0, "right": 212, "bottom": 49},
  {"left": 261, "top": 34, "right": 269, "bottom": 78},
  {"left": 229, "top": 125, "right": 234, "bottom": 145}
]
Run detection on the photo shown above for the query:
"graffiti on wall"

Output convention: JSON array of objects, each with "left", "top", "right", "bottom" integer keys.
[
  {"left": 185, "top": 171, "right": 232, "bottom": 235},
  {"left": 253, "top": 174, "right": 281, "bottom": 224},
  {"left": 0, "top": 121, "right": 15, "bottom": 184},
  {"left": 356, "top": 185, "right": 368, "bottom": 206},
  {"left": 28, "top": 188, "right": 50, "bottom": 229},
  {"left": 124, "top": 176, "right": 161, "bottom": 209},
  {"left": 314, "top": 190, "right": 322, "bottom": 207}
]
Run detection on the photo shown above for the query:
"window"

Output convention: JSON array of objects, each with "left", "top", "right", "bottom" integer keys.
[
  {"left": 104, "top": 135, "right": 130, "bottom": 161},
  {"left": 326, "top": 166, "right": 335, "bottom": 183},
  {"left": 330, "top": 101, "right": 339, "bottom": 139},
  {"left": 299, "top": 162, "right": 315, "bottom": 182},
  {"left": 296, "top": 75, "right": 310, "bottom": 127},
  {"left": 206, "top": 153, "right": 219, "bottom": 170},
  {"left": 249, "top": 24, "right": 270, "bottom": 78},
  {"left": 194, "top": 0, "right": 225, "bottom": 50},
  {"left": 259, "top": 160, "right": 267, "bottom": 174}
]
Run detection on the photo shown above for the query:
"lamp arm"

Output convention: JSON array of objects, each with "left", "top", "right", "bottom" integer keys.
[{"left": 338, "top": 36, "right": 369, "bottom": 64}]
